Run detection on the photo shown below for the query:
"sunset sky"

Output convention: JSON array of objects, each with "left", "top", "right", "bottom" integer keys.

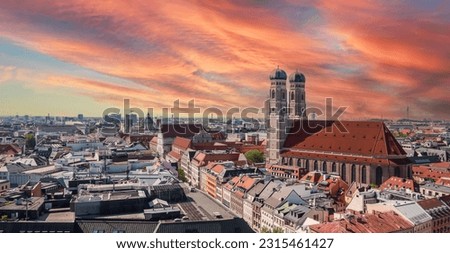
[{"left": 0, "top": 0, "right": 449, "bottom": 120}]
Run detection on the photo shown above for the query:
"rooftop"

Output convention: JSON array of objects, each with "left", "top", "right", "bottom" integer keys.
[
  {"left": 75, "top": 190, "right": 147, "bottom": 203},
  {"left": 283, "top": 120, "right": 406, "bottom": 157},
  {"left": 421, "top": 183, "right": 450, "bottom": 194},
  {"left": 0, "top": 197, "right": 45, "bottom": 211},
  {"left": 380, "top": 176, "right": 418, "bottom": 192},
  {"left": 309, "top": 212, "right": 413, "bottom": 233}
]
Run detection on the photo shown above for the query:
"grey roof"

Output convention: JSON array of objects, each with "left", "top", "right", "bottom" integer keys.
[
  {"left": 289, "top": 70, "right": 306, "bottom": 83},
  {"left": 0, "top": 222, "right": 74, "bottom": 233},
  {"left": 259, "top": 181, "right": 283, "bottom": 200},
  {"left": 264, "top": 196, "right": 283, "bottom": 209},
  {"left": 269, "top": 67, "right": 287, "bottom": 80},
  {"left": 38, "top": 125, "right": 81, "bottom": 134},
  {"left": 421, "top": 183, "right": 450, "bottom": 194},
  {"left": 156, "top": 218, "right": 253, "bottom": 233},
  {"left": 284, "top": 204, "right": 311, "bottom": 223},
  {"left": 247, "top": 181, "right": 265, "bottom": 197},
  {"left": 1, "top": 163, "right": 31, "bottom": 173},
  {"left": 75, "top": 220, "right": 159, "bottom": 233},
  {"left": 394, "top": 202, "right": 432, "bottom": 225}
]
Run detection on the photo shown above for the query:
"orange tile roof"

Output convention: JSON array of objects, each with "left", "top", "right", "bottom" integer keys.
[
  {"left": 210, "top": 164, "right": 225, "bottom": 174},
  {"left": 167, "top": 150, "right": 182, "bottom": 161},
  {"left": 310, "top": 212, "right": 413, "bottom": 233},
  {"left": 224, "top": 176, "right": 240, "bottom": 191},
  {"left": 417, "top": 198, "right": 446, "bottom": 210},
  {"left": 172, "top": 136, "right": 191, "bottom": 150},
  {"left": 379, "top": 176, "right": 418, "bottom": 192},
  {"left": 0, "top": 144, "right": 21, "bottom": 154},
  {"left": 300, "top": 171, "right": 323, "bottom": 184},
  {"left": 412, "top": 165, "right": 450, "bottom": 181},
  {"left": 192, "top": 152, "right": 242, "bottom": 167},
  {"left": 432, "top": 162, "right": 450, "bottom": 169},
  {"left": 319, "top": 177, "right": 349, "bottom": 198},
  {"left": 284, "top": 120, "right": 406, "bottom": 157},
  {"left": 240, "top": 176, "right": 256, "bottom": 191},
  {"left": 435, "top": 177, "right": 450, "bottom": 186}
]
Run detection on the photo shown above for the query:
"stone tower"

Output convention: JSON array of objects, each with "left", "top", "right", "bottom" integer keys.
[
  {"left": 288, "top": 70, "right": 306, "bottom": 120},
  {"left": 267, "top": 67, "right": 288, "bottom": 164}
]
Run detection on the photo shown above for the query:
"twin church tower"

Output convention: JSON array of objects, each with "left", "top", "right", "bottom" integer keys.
[{"left": 265, "top": 67, "right": 307, "bottom": 165}]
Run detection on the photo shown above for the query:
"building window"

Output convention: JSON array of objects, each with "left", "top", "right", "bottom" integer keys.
[
  {"left": 341, "top": 164, "right": 347, "bottom": 181},
  {"left": 314, "top": 161, "right": 318, "bottom": 171},
  {"left": 322, "top": 162, "right": 327, "bottom": 172},
  {"left": 291, "top": 92, "right": 294, "bottom": 100},
  {"left": 305, "top": 160, "right": 310, "bottom": 171},
  {"left": 271, "top": 90, "right": 275, "bottom": 99},
  {"left": 331, "top": 163, "right": 336, "bottom": 173},
  {"left": 297, "top": 159, "right": 301, "bottom": 167},
  {"left": 375, "top": 166, "right": 383, "bottom": 186},
  {"left": 361, "top": 166, "right": 367, "bottom": 184},
  {"left": 394, "top": 167, "right": 400, "bottom": 177},
  {"left": 351, "top": 164, "right": 356, "bottom": 183}
]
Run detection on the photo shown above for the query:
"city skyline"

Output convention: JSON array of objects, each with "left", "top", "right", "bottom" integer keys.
[{"left": 0, "top": 1, "right": 449, "bottom": 119}]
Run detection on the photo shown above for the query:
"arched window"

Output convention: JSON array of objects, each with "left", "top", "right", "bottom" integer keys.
[
  {"left": 288, "top": 158, "right": 293, "bottom": 166},
  {"left": 322, "top": 162, "right": 327, "bottom": 172},
  {"left": 351, "top": 164, "right": 356, "bottom": 183},
  {"left": 305, "top": 160, "right": 310, "bottom": 171},
  {"left": 341, "top": 163, "right": 347, "bottom": 181},
  {"left": 332, "top": 162, "right": 337, "bottom": 173},
  {"left": 282, "top": 91, "right": 285, "bottom": 100},
  {"left": 376, "top": 166, "right": 383, "bottom": 185},
  {"left": 361, "top": 166, "right": 367, "bottom": 184},
  {"left": 297, "top": 159, "right": 301, "bottom": 167},
  {"left": 271, "top": 90, "right": 275, "bottom": 99},
  {"left": 301, "top": 93, "right": 304, "bottom": 100},
  {"left": 394, "top": 167, "right": 400, "bottom": 177},
  {"left": 291, "top": 92, "right": 294, "bottom": 100},
  {"left": 314, "top": 160, "right": 318, "bottom": 171}
]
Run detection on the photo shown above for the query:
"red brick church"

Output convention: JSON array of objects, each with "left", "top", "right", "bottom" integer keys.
[{"left": 265, "top": 67, "right": 410, "bottom": 185}]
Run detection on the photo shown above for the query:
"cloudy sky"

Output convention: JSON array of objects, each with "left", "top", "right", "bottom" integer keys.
[{"left": 0, "top": 0, "right": 449, "bottom": 119}]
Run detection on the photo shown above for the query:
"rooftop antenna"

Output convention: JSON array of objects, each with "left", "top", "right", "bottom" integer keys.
[
  {"left": 406, "top": 106, "right": 410, "bottom": 120},
  {"left": 103, "top": 150, "right": 106, "bottom": 174}
]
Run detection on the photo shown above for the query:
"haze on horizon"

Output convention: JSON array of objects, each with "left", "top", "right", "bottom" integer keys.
[{"left": 0, "top": 0, "right": 449, "bottom": 120}]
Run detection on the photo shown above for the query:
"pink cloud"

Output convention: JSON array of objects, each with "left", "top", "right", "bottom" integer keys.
[{"left": 0, "top": 0, "right": 448, "bottom": 119}]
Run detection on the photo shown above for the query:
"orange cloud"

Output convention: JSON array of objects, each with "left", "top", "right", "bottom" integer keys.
[{"left": 0, "top": 0, "right": 448, "bottom": 119}]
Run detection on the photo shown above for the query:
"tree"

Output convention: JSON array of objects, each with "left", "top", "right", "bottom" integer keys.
[
  {"left": 261, "top": 226, "right": 270, "bottom": 233},
  {"left": 177, "top": 168, "right": 187, "bottom": 182},
  {"left": 369, "top": 183, "right": 378, "bottom": 189},
  {"left": 245, "top": 149, "right": 265, "bottom": 164},
  {"left": 261, "top": 226, "right": 284, "bottom": 233},
  {"left": 272, "top": 227, "right": 284, "bottom": 233},
  {"left": 25, "top": 133, "right": 36, "bottom": 150}
]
